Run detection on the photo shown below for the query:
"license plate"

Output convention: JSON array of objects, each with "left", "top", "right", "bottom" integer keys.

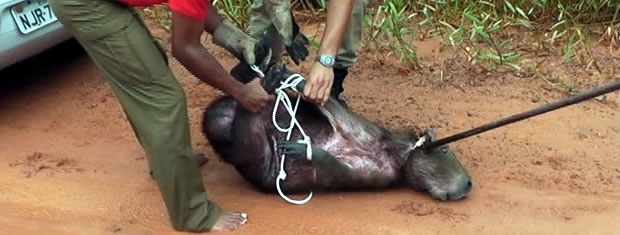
[{"left": 10, "top": 0, "right": 58, "bottom": 35}]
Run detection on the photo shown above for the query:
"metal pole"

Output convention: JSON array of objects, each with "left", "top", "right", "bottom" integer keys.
[{"left": 423, "top": 79, "right": 620, "bottom": 149}]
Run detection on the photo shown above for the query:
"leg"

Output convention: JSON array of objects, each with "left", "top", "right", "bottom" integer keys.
[
  {"left": 229, "top": 0, "right": 285, "bottom": 83},
  {"left": 202, "top": 96, "right": 238, "bottom": 159},
  {"left": 278, "top": 141, "right": 354, "bottom": 186},
  {"left": 203, "top": 98, "right": 285, "bottom": 192},
  {"left": 332, "top": 0, "right": 365, "bottom": 69},
  {"left": 49, "top": 0, "right": 242, "bottom": 231},
  {"left": 332, "top": 68, "right": 350, "bottom": 108},
  {"left": 133, "top": 8, "right": 208, "bottom": 175},
  {"left": 248, "top": 0, "right": 285, "bottom": 64},
  {"left": 328, "top": 0, "right": 366, "bottom": 106}
]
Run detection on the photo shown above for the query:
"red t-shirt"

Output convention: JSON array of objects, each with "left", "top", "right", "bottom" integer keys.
[{"left": 120, "top": 0, "right": 209, "bottom": 21}]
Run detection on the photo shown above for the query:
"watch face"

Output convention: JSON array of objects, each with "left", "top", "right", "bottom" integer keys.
[{"left": 321, "top": 56, "right": 334, "bottom": 66}]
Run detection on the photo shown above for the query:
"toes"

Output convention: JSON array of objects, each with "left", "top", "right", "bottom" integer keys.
[
  {"left": 226, "top": 213, "right": 247, "bottom": 230},
  {"left": 212, "top": 212, "right": 248, "bottom": 231},
  {"left": 237, "top": 213, "right": 248, "bottom": 225}
]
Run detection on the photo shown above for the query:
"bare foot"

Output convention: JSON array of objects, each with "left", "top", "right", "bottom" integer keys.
[{"left": 210, "top": 211, "right": 248, "bottom": 232}]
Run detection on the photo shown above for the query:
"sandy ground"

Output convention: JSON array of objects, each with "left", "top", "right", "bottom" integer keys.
[{"left": 1, "top": 18, "right": 619, "bottom": 235}]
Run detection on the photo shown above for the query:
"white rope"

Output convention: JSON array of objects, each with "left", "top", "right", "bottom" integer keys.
[
  {"left": 250, "top": 65, "right": 313, "bottom": 205},
  {"left": 413, "top": 135, "right": 427, "bottom": 150}
]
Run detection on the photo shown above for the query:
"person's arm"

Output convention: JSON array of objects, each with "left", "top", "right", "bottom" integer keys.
[
  {"left": 303, "top": 0, "right": 355, "bottom": 105},
  {"left": 317, "top": 0, "right": 355, "bottom": 58},
  {"left": 203, "top": 6, "right": 221, "bottom": 34},
  {"left": 170, "top": 12, "right": 244, "bottom": 99}
]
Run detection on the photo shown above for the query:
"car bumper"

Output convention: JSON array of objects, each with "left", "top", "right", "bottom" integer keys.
[{"left": 0, "top": 0, "right": 73, "bottom": 70}]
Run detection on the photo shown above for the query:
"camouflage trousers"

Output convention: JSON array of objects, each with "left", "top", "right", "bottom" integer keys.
[{"left": 247, "top": 0, "right": 367, "bottom": 69}]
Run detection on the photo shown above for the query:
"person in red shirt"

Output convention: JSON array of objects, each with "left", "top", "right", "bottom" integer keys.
[{"left": 49, "top": 0, "right": 276, "bottom": 232}]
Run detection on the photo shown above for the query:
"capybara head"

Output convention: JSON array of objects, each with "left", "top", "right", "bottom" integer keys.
[{"left": 403, "top": 129, "right": 472, "bottom": 201}]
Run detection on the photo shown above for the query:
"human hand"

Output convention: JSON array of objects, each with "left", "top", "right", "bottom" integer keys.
[
  {"left": 302, "top": 62, "right": 333, "bottom": 106},
  {"left": 234, "top": 78, "right": 274, "bottom": 113},
  {"left": 285, "top": 15, "right": 310, "bottom": 65}
]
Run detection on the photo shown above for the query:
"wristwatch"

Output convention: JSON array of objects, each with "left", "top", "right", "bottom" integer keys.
[{"left": 316, "top": 54, "right": 335, "bottom": 68}]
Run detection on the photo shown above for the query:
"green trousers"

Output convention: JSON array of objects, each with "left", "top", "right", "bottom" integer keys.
[
  {"left": 247, "top": 0, "right": 367, "bottom": 69},
  {"left": 48, "top": 0, "right": 221, "bottom": 231}
]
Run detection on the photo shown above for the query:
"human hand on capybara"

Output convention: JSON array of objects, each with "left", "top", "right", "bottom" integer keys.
[
  {"left": 303, "top": 62, "right": 333, "bottom": 106},
  {"left": 234, "top": 78, "right": 274, "bottom": 113}
]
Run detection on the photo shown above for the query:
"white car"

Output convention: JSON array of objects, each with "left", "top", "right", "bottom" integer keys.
[{"left": 0, "top": 0, "right": 72, "bottom": 70}]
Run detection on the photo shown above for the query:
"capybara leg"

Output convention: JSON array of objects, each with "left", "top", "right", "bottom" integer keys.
[
  {"left": 278, "top": 141, "right": 354, "bottom": 186},
  {"left": 202, "top": 97, "right": 238, "bottom": 145}
]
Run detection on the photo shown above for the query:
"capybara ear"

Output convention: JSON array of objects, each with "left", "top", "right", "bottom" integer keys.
[{"left": 424, "top": 129, "right": 437, "bottom": 142}]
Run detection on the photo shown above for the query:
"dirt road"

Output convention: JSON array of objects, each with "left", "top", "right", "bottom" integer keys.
[{"left": 1, "top": 22, "right": 619, "bottom": 235}]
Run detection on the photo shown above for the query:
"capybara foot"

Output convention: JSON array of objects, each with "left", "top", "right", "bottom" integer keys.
[{"left": 210, "top": 211, "right": 248, "bottom": 231}]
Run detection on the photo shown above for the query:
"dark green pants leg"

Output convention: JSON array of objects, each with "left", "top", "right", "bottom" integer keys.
[{"left": 49, "top": 0, "right": 221, "bottom": 231}]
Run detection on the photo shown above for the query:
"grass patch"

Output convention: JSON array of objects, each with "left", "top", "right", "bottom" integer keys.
[
  {"left": 369, "top": 0, "right": 620, "bottom": 72},
  {"left": 138, "top": 0, "right": 620, "bottom": 73}
]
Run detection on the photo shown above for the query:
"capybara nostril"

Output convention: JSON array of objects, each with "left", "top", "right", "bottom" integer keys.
[{"left": 465, "top": 180, "right": 473, "bottom": 193}]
